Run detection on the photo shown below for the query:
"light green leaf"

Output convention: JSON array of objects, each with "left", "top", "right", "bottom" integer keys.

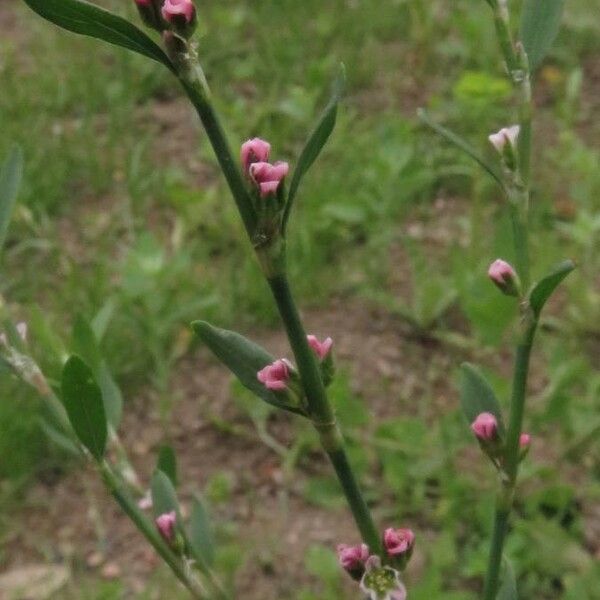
[
  {"left": 498, "top": 559, "right": 518, "bottom": 600},
  {"left": 417, "top": 109, "right": 505, "bottom": 192},
  {"left": 22, "top": 0, "right": 175, "bottom": 72},
  {"left": 459, "top": 363, "right": 505, "bottom": 434},
  {"left": 283, "top": 64, "right": 345, "bottom": 231},
  {"left": 0, "top": 146, "right": 23, "bottom": 255},
  {"left": 72, "top": 316, "right": 123, "bottom": 430},
  {"left": 529, "top": 259, "right": 576, "bottom": 317},
  {"left": 521, "top": 0, "right": 565, "bottom": 70},
  {"left": 60, "top": 356, "right": 107, "bottom": 461},
  {"left": 191, "top": 321, "right": 306, "bottom": 416},
  {"left": 157, "top": 445, "right": 178, "bottom": 488},
  {"left": 188, "top": 496, "right": 215, "bottom": 568},
  {"left": 151, "top": 469, "right": 181, "bottom": 519}
]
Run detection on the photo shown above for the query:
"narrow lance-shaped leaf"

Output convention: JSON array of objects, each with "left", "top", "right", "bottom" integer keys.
[
  {"left": 283, "top": 64, "right": 346, "bottom": 231},
  {"left": 0, "top": 146, "right": 23, "bottom": 255},
  {"left": 459, "top": 363, "right": 505, "bottom": 435},
  {"left": 151, "top": 469, "right": 181, "bottom": 519},
  {"left": 418, "top": 109, "right": 506, "bottom": 193},
  {"left": 191, "top": 321, "right": 307, "bottom": 416},
  {"left": 528, "top": 259, "right": 575, "bottom": 318},
  {"left": 497, "top": 559, "right": 518, "bottom": 600},
  {"left": 521, "top": 0, "right": 565, "bottom": 70},
  {"left": 22, "top": 0, "right": 175, "bottom": 73},
  {"left": 61, "top": 355, "right": 107, "bottom": 461},
  {"left": 157, "top": 445, "right": 178, "bottom": 488},
  {"left": 188, "top": 495, "right": 216, "bottom": 568},
  {"left": 72, "top": 315, "right": 123, "bottom": 430}
]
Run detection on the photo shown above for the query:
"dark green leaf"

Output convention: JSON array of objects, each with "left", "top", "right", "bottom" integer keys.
[
  {"left": 61, "top": 355, "right": 107, "bottom": 460},
  {"left": 498, "top": 559, "right": 518, "bottom": 600},
  {"left": 22, "top": 0, "right": 175, "bottom": 73},
  {"left": 188, "top": 496, "right": 215, "bottom": 568},
  {"left": 72, "top": 316, "right": 123, "bottom": 429},
  {"left": 418, "top": 109, "right": 506, "bottom": 192},
  {"left": 529, "top": 259, "right": 575, "bottom": 317},
  {"left": 157, "top": 445, "right": 178, "bottom": 488},
  {"left": 191, "top": 321, "right": 306, "bottom": 416},
  {"left": 283, "top": 64, "right": 345, "bottom": 231},
  {"left": 521, "top": 0, "right": 565, "bottom": 70},
  {"left": 0, "top": 146, "right": 23, "bottom": 255},
  {"left": 151, "top": 469, "right": 181, "bottom": 519},
  {"left": 459, "top": 363, "right": 505, "bottom": 434}
]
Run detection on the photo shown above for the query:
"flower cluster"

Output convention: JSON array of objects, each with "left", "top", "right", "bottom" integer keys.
[
  {"left": 471, "top": 411, "right": 531, "bottom": 464},
  {"left": 134, "top": 0, "right": 196, "bottom": 37},
  {"left": 337, "top": 528, "right": 414, "bottom": 598},
  {"left": 241, "top": 137, "right": 289, "bottom": 199}
]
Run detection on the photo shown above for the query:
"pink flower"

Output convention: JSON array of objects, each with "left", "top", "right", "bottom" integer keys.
[
  {"left": 337, "top": 543, "right": 369, "bottom": 573},
  {"left": 161, "top": 0, "right": 195, "bottom": 24},
  {"left": 488, "top": 259, "right": 520, "bottom": 296},
  {"left": 249, "top": 161, "right": 290, "bottom": 198},
  {"left": 134, "top": 0, "right": 152, "bottom": 5},
  {"left": 155, "top": 510, "right": 177, "bottom": 543},
  {"left": 471, "top": 412, "right": 498, "bottom": 440},
  {"left": 489, "top": 125, "right": 520, "bottom": 153},
  {"left": 360, "top": 556, "right": 407, "bottom": 600},
  {"left": 307, "top": 335, "right": 333, "bottom": 360},
  {"left": 383, "top": 528, "right": 415, "bottom": 557},
  {"left": 520, "top": 433, "right": 531, "bottom": 448},
  {"left": 257, "top": 359, "right": 291, "bottom": 391},
  {"left": 241, "top": 138, "right": 271, "bottom": 174}
]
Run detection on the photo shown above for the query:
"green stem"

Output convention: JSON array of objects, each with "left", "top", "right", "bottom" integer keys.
[
  {"left": 100, "top": 464, "right": 207, "bottom": 599},
  {"left": 508, "top": 201, "right": 530, "bottom": 290},
  {"left": 268, "top": 273, "right": 381, "bottom": 553},
  {"left": 483, "top": 507, "right": 510, "bottom": 600}
]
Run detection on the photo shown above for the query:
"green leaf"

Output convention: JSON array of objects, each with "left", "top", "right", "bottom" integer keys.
[
  {"left": 0, "top": 146, "right": 23, "bottom": 255},
  {"left": 72, "top": 316, "right": 123, "bottom": 430},
  {"left": 191, "top": 321, "right": 306, "bottom": 416},
  {"left": 38, "top": 420, "right": 81, "bottom": 457},
  {"left": 459, "top": 363, "right": 505, "bottom": 434},
  {"left": 157, "top": 445, "right": 178, "bottom": 488},
  {"left": 520, "top": 0, "right": 565, "bottom": 70},
  {"left": 417, "top": 109, "right": 506, "bottom": 192},
  {"left": 151, "top": 469, "right": 181, "bottom": 519},
  {"left": 22, "top": 0, "right": 175, "bottom": 73},
  {"left": 188, "top": 496, "right": 215, "bottom": 568},
  {"left": 529, "top": 259, "right": 575, "bottom": 317},
  {"left": 283, "top": 64, "right": 345, "bottom": 231},
  {"left": 60, "top": 355, "right": 107, "bottom": 461},
  {"left": 498, "top": 559, "right": 518, "bottom": 600}
]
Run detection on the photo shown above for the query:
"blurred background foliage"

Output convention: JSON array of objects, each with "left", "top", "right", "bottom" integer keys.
[{"left": 0, "top": 0, "right": 599, "bottom": 598}]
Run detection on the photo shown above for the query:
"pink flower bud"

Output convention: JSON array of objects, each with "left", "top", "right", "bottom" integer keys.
[
  {"left": 307, "top": 335, "right": 333, "bottom": 360},
  {"left": 520, "top": 433, "right": 531, "bottom": 448},
  {"left": 337, "top": 543, "right": 369, "bottom": 575},
  {"left": 489, "top": 125, "right": 520, "bottom": 153},
  {"left": 249, "top": 161, "right": 290, "bottom": 198},
  {"left": 135, "top": 0, "right": 152, "bottom": 5},
  {"left": 241, "top": 138, "right": 271, "bottom": 174},
  {"left": 161, "top": 0, "right": 195, "bottom": 23},
  {"left": 471, "top": 412, "right": 498, "bottom": 440},
  {"left": 488, "top": 259, "right": 521, "bottom": 296},
  {"left": 383, "top": 528, "right": 415, "bottom": 557},
  {"left": 257, "top": 359, "right": 292, "bottom": 391},
  {"left": 155, "top": 510, "right": 177, "bottom": 543}
]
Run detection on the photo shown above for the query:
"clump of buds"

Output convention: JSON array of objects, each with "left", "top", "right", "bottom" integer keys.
[
  {"left": 489, "top": 125, "right": 520, "bottom": 171},
  {"left": 488, "top": 259, "right": 521, "bottom": 297},
  {"left": 337, "top": 543, "right": 370, "bottom": 581},
  {"left": 383, "top": 527, "right": 415, "bottom": 570},
  {"left": 241, "top": 137, "right": 289, "bottom": 202}
]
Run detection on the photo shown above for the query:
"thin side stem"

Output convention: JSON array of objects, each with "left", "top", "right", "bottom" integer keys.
[
  {"left": 268, "top": 274, "right": 381, "bottom": 553},
  {"left": 100, "top": 464, "right": 208, "bottom": 599}
]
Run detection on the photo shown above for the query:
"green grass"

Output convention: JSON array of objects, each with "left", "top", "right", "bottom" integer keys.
[{"left": 1, "top": 0, "right": 600, "bottom": 597}]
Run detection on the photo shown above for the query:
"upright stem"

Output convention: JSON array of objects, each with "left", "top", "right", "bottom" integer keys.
[
  {"left": 268, "top": 274, "right": 381, "bottom": 553},
  {"left": 483, "top": 2, "right": 537, "bottom": 597}
]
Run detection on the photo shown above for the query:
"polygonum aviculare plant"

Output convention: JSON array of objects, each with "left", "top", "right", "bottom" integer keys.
[{"left": 2, "top": 0, "right": 575, "bottom": 597}]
